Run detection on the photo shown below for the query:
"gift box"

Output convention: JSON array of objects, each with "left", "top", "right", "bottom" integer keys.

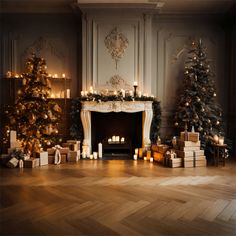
[
  {"left": 153, "top": 152, "right": 164, "bottom": 162},
  {"left": 179, "top": 146, "right": 201, "bottom": 151},
  {"left": 66, "top": 140, "right": 80, "bottom": 145},
  {"left": 175, "top": 150, "right": 194, "bottom": 158},
  {"left": 59, "top": 148, "right": 69, "bottom": 155},
  {"left": 60, "top": 154, "right": 67, "bottom": 163},
  {"left": 180, "top": 132, "right": 199, "bottom": 142},
  {"left": 194, "top": 159, "right": 207, "bottom": 167},
  {"left": 177, "top": 140, "right": 200, "bottom": 147},
  {"left": 6, "top": 157, "right": 19, "bottom": 168},
  {"left": 24, "top": 158, "right": 39, "bottom": 168},
  {"left": 193, "top": 150, "right": 205, "bottom": 157},
  {"left": 151, "top": 144, "right": 158, "bottom": 152},
  {"left": 169, "top": 158, "right": 182, "bottom": 168},
  {"left": 48, "top": 155, "right": 54, "bottom": 164},
  {"left": 47, "top": 148, "right": 55, "bottom": 155},
  {"left": 62, "top": 143, "right": 73, "bottom": 149},
  {"left": 34, "top": 152, "right": 48, "bottom": 166},
  {"left": 157, "top": 145, "right": 169, "bottom": 154},
  {"left": 183, "top": 157, "right": 194, "bottom": 168},
  {"left": 188, "top": 132, "right": 199, "bottom": 142},
  {"left": 68, "top": 150, "right": 80, "bottom": 162},
  {"left": 67, "top": 140, "right": 80, "bottom": 151}
]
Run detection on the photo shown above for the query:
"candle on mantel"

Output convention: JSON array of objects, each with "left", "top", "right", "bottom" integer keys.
[
  {"left": 115, "top": 136, "right": 120, "bottom": 142},
  {"left": 90, "top": 154, "right": 94, "bottom": 160},
  {"left": 129, "top": 90, "right": 133, "bottom": 96},
  {"left": 144, "top": 156, "right": 147, "bottom": 161},
  {"left": 54, "top": 74, "right": 58, "bottom": 78},
  {"left": 108, "top": 138, "right": 112, "bottom": 143},
  {"left": 112, "top": 136, "right": 116, "bottom": 142},
  {"left": 121, "top": 137, "right": 125, "bottom": 143},
  {"left": 81, "top": 91, "right": 85, "bottom": 96},
  {"left": 62, "top": 73, "right": 66, "bottom": 78},
  {"left": 121, "top": 89, "right": 125, "bottom": 98},
  {"left": 134, "top": 81, "right": 138, "bottom": 86},
  {"left": 133, "top": 154, "right": 138, "bottom": 160},
  {"left": 150, "top": 157, "right": 154, "bottom": 162},
  {"left": 82, "top": 152, "right": 87, "bottom": 159},
  {"left": 138, "top": 91, "right": 142, "bottom": 97},
  {"left": 135, "top": 148, "right": 139, "bottom": 155}
]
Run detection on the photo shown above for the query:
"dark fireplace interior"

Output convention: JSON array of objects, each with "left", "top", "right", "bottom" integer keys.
[{"left": 91, "top": 112, "right": 142, "bottom": 159}]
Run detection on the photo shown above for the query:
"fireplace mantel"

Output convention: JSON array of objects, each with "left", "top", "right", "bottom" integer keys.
[{"left": 80, "top": 101, "right": 153, "bottom": 156}]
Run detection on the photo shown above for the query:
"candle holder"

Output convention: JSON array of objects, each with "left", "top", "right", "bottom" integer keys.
[{"left": 133, "top": 85, "right": 138, "bottom": 97}]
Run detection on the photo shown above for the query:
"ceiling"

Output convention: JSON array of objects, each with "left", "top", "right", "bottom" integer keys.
[{"left": 1, "top": 0, "right": 235, "bottom": 14}]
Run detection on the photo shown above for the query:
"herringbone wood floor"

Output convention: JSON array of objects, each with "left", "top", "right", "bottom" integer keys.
[{"left": 1, "top": 160, "right": 236, "bottom": 236}]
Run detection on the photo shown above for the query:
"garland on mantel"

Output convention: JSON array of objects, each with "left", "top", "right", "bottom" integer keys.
[{"left": 70, "top": 94, "right": 161, "bottom": 144}]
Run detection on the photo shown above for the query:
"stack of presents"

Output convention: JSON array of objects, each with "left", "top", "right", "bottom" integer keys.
[
  {"left": 152, "top": 131, "right": 207, "bottom": 168},
  {"left": 0, "top": 131, "right": 81, "bottom": 168}
]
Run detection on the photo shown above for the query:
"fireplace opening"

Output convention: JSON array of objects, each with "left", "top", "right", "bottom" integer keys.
[{"left": 91, "top": 112, "right": 142, "bottom": 159}]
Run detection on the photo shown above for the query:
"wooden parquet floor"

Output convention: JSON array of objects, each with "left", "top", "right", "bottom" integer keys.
[{"left": 1, "top": 160, "right": 236, "bottom": 236}]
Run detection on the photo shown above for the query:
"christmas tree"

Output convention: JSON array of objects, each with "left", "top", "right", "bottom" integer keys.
[
  {"left": 4, "top": 54, "right": 62, "bottom": 154},
  {"left": 174, "top": 39, "right": 224, "bottom": 147}
]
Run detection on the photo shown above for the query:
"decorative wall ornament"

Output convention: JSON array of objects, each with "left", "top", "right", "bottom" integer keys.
[
  {"left": 106, "top": 75, "right": 130, "bottom": 89},
  {"left": 172, "top": 45, "right": 188, "bottom": 64},
  {"left": 22, "top": 36, "right": 65, "bottom": 60},
  {"left": 104, "top": 27, "right": 129, "bottom": 69}
]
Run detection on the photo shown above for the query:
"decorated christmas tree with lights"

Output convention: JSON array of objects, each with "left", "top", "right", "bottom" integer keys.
[
  {"left": 174, "top": 39, "right": 224, "bottom": 148},
  {"left": 4, "top": 54, "right": 62, "bottom": 154}
]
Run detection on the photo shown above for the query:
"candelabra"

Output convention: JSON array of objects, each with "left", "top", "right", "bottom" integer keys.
[{"left": 133, "top": 84, "right": 138, "bottom": 97}]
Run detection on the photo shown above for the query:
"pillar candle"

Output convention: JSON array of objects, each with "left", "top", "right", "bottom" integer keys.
[
  {"left": 138, "top": 148, "right": 143, "bottom": 158},
  {"left": 82, "top": 152, "right": 87, "bottom": 159},
  {"left": 150, "top": 157, "right": 154, "bottom": 162},
  {"left": 19, "top": 159, "right": 24, "bottom": 168},
  {"left": 147, "top": 150, "right": 151, "bottom": 160},
  {"left": 93, "top": 152, "right": 98, "bottom": 159},
  {"left": 135, "top": 148, "right": 139, "bottom": 155},
  {"left": 90, "top": 154, "right": 93, "bottom": 159},
  {"left": 66, "top": 89, "right": 70, "bottom": 98},
  {"left": 86, "top": 146, "right": 90, "bottom": 158},
  {"left": 219, "top": 137, "right": 224, "bottom": 145},
  {"left": 144, "top": 156, "right": 147, "bottom": 161},
  {"left": 133, "top": 154, "right": 137, "bottom": 160},
  {"left": 98, "top": 143, "right": 102, "bottom": 158}
]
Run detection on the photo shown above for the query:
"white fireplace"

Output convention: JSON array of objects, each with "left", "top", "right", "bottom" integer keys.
[{"left": 80, "top": 101, "right": 153, "bottom": 156}]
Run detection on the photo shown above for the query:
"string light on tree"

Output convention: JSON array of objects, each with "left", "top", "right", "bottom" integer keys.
[
  {"left": 174, "top": 38, "right": 225, "bottom": 150},
  {"left": 3, "top": 54, "right": 62, "bottom": 154}
]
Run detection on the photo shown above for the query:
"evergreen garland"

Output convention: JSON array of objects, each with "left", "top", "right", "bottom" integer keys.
[{"left": 70, "top": 94, "right": 161, "bottom": 144}]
